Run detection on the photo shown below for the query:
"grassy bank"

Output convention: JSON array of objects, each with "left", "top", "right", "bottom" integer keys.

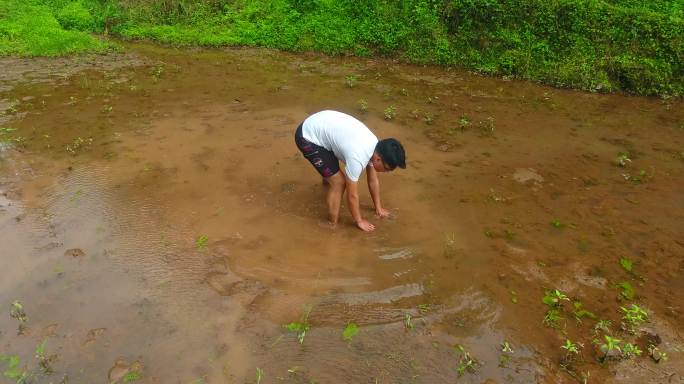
[{"left": 0, "top": 0, "right": 682, "bottom": 96}]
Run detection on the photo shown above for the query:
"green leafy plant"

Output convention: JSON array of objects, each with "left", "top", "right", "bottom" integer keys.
[
  {"left": 383, "top": 105, "right": 396, "bottom": 120},
  {"left": 0, "top": 354, "right": 23, "bottom": 380},
  {"left": 10, "top": 301, "right": 27, "bottom": 322},
  {"left": 195, "top": 235, "right": 208, "bottom": 250},
  {"left": 542, "top": 290, "right": 569, "bottom": 307},
  {"left": 342, "top": 322, "right": 358, "bottom": 341},
  {"left": 616, "top": 153, "right": 632, "bottom": 167},
  {"left": 256, "top": 367, "right": 264, "bottom": 384},
  {"left": 619, "top": 257, "right": 633, "bottom": 272},
  {"left": 616, "top": 281, "right": 635, "bottom": 300},
  {"left": 543, "top": 308, "right": 561, "bottom": 328},
  {"left": 573, "top": 301, "right": 596, "bottom": 321},
  {"left": 622, "top": 343, "right": 642, "bottom": 358},
  {"left": 621, "top": 304, "right": 648, "bottom": 332},
  {"left": 345, "top": 75, "right": 357, "bottom": 88},
  {"left": 285, "top": 304, "right": 312, "bottom": 344},
  {"left": 599, "top": 335, "right": 622, "bottom": 358},
  {"left": 404, "top": 313, "right": 413, "bottom": 330},
  {"left": 454, "top": 344, "right": 478, "bottom": 376},
  {"left": 562, "top": 339, "right": 580, "bottom": 355}
]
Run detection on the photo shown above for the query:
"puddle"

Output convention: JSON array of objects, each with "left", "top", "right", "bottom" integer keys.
[{"left": 0, "top": 43, "right": 683, "bottom": 383}]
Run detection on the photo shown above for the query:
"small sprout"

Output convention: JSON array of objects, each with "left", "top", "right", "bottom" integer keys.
[
  {"left": 285, "top": 304, "right": 312, "bottom": 344},
  {"left": 195, "top": 235, "right": 208, "bottom": 250},
  {"left": 622, "top": 343, "right": 642, "bottom": 358},
  {"left": 648, "top": 344, "right": 668, "bottom": 363},
  {"left": 383, "top": 105, "right": 396, "bottom": 120},
  {"left": 542, "top": 290, "right": 570, "bottom": 307},
  {"left": 358, "top": 99, "right": 368, "bottom": 112},
  {"left": 423, "top": 113, "right": 434, "bottom": 125},
  {"left": 342, "top": 322, "right": 359, "bottom": 341},
  {"left": 417, "top": 303, "right": 431, "bottom": 314},
  {"left": 123, "top": 369, "right": 142, "bottom": 383},
  {"left": 594, "top": 319, "right": 613, "bottom": 333},
  {"left": 345, "top": 75, "right": 358, "bottom": 88},
  {"left": 404, "top": 313, "right": 413, "bottom": 330},
  {"left": 561, "top": 339, "right": 580, "bottom": 355},
  {"left": 399, "top": 88, "right": 408, "bottom": 96},
  {"left": 616, "top": 281, "right": 635, "bottom": 300},
  {"left": 10, "top": 301, "right": 27, "bottom": 322},
  {"left": 287, "top": 366, "right": 298, "bottom": 375},
  {"left": 256, "top": 367, "right": 264, "bottom": 384},
  {"left": 551, "top": 220, "right": 564, "bottom": 229},
  {"left": 501, "top": 341, "right": 514, "bottom": 353},
  {"left": 616, "top": 153, "right": 631, "bottom": 167},
  {"left": 573, "top": 301, "right": 596, "bottom": 321},
  {"left": 619, "top": 257, "right": 633, "bottom": 272},
  {"left": 454, "top": 344, "right": 479, "bottom": 376},
  {"left": 621, "top": 304, "right": 648, "bottom": 332},
  {"left": 0, "top": 355, "right": 23, "bottom": 379},
  {"left": 458, "top": 115, "right": 471, "bottom": 130},
  {"left": 543, "top": 309, "right": 561, "bottom": 328},
  {"left": 599, "top": 335, "right": 622, "bottom": 360},
  {"left": 510, "top": 291, "right": 518, "bottom": 304}
]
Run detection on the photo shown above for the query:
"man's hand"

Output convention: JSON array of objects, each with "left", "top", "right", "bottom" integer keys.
[
  {"left": 375, "top": 207, "right": 391, "bottom": 218},
  {"left": 356, "top": 219, "right": 376, "bottom": 232}
]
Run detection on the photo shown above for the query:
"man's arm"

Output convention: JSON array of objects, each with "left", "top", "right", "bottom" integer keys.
[
  {"left": 366, "top": 164, "right": 391, "bottom": 218},
  {"left": 345, "top": 175, "right": 375, "bottom": 232}
]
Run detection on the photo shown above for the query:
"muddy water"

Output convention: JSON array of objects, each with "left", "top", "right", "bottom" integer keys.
[{"left": 1, "top": 44, "right": 683, "bottom": 383}]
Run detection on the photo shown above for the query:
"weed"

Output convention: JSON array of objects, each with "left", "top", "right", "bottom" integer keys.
[
  {"left": 342, "top": 322, "right": 359, "bottom": 341},
  {"left": 598, "top": 335, "right": 622, "bottom": 361},
  {"left": 195, "top": 235, "right": 208, "bottom": 250},
  {"left": 458, "top": 115, "right": 471, "bottom": 131},
  {"left": 551, "top": 220, "right": 564, "bottom": 229},
  {"left": 417, "top": 304, "right": 431, "bottom": 314},
  {"left": 648, "top": 344, "right": 668, "bottom": 363},
  {"left": 345, "top": 75, "right": 358, "bottom": 88},
  {"left": 0, "top": 354, "right": 23, "bottom": 380},
  {"left": 573, "top": 301, "right": 596, "bottom": 321},
  {"left": 256, "top": 367, "right": 264, "bottom": 384},
  {"left": 35, "top": 338, "right": 56, "bottom": 374},
  {"left": 10, "top": 301, "right": 27, "bottom": 323},
  {"left": 383, "top": 105, "right": 396, "bottom": 120},
  {"left": 423, "top": 113, "right": 434, "bottom": 125},
  {"left": 622, "top": 343, "right": 642, "bottom": 358},
  {"left": 619, "top": 257, "right": 633, "bottom": 272},
  {"left": 616, "top": 153, "right": 632, "bottom": 167},
  {"left": 65, "top": 137, "right": 93, "bottom": 155},
  {"left": 454, "top": 345, "right": 478, "bottom": 376},
  {"left": 543, "top": 309, "right": 562, "bottom": 328},
  {"left": 123, "top": 368, "right": 142, "bottom": 382},
  {"left": 594, "top": 319, "right": 612, "bottom": 335},
  {"left": 500, "top": 341, "right": 514, "bottom": 353},
  {"left": 620, "top": 304, "right": 648, "bottom": 332},
  {"left": 285, "top": 304, "right": 312, "bottom": 344},
  {"left": 358, "top": 99, "right": 368, "bottom": 113},
  {"left": 562, "top": 339, "right": 581, "bottom": 355},
  {"left": 400, "top": 88, "right": 408, "bottom": 96},
  {"left": 542, "top": 290, "right": 570, "bottom": 307},
  {"left": 404, "top": 313, "right": 413, "bottom": 330},
  {"left": 151, "top": 65, "right": 164, "bottom": 82},
  {"left": 616, "top": 281, "right": 635, "bottom": 300},
  {"left": 499, "top": 342, "right": 514, "bottom": 368}
]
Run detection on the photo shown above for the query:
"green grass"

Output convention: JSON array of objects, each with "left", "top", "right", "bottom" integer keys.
[
  {"left": 0, "top": 0, "right": 110, "bottom": 56},
  {"left": 0, "top": 0, "right": 681, "bottom": 96}
]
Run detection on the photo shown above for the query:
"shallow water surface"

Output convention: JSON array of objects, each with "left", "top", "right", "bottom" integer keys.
[{"left": 0, "top": 45, "right": 683, "bottom": 383}]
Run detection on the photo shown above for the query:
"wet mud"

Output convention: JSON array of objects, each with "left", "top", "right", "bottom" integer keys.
[{"left": 0, "top": 43, "right": 683, "bottom": 383}]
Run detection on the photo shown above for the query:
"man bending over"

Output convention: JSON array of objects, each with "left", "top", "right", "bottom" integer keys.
[{"left": 294, "top": 110, "right": 406, "bottom": 232}]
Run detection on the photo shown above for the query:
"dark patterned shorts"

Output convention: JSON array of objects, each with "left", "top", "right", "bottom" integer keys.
[{"left": 295, "top": 123, "right": 340, "bottom": 178}]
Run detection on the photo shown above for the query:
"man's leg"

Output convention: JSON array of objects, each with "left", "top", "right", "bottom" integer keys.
[{"left": 325, "top": 172, "right": 346, "bottom": 225}]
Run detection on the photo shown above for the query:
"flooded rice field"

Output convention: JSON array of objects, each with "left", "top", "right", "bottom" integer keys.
[{"left": 0, "top": 44, "right": 683, "bottom": 383}]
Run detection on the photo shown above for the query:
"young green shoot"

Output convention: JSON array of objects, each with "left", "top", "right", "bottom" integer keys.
[
  {"left": 619, "top": 257, "right": 633, "bottom": 272},
  {"left": 383, "top": 105, "right": 396, "bottom": 120},
  {"left": 542, "top": 289, "right": 570, "bottom": 307},
  {"left": 195, "top": 235, "right": 209, "bottom": 250},
  {"left": 285, "top": 304, "right": 313, "bottom": 344},
  {"left": 342, "top": 322, "right": 359, "bottom": 341},
  {"left": 621, "top": 304, "right": 648, "bottom": 332},
  {"left": 256, "top": 367, "right": 264, "bottom": 384}
]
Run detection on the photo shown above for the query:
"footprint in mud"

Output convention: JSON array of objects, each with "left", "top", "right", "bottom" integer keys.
[
  {"left": 82, "top": 328, "right": 107, "bottom": 346},
  {"left": 64, "top": 248, "right": 85, "bottom": 258},
  {"left": 108, "top": 358, "right": 143, "bottom": 384}
]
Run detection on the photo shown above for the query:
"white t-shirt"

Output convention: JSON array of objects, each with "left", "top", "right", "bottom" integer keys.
[{"left": 302, "top": 110, "right": 378, "bottom": 182}]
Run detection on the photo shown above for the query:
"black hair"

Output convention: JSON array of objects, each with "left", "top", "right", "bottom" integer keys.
[{"left": 375, "top": 138, "right": 406, "bottom": 170}]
